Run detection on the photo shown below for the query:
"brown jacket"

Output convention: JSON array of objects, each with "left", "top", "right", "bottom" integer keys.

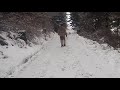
[{"left": 57, "top": 26, "right": 67, "bottom": 36}]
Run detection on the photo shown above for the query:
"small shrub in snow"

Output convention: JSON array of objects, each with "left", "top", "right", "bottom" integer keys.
[
  {"left": 16, "top": 38, "right": 27, "bottom": 48},
  {"left": 0, "top": 39, "right": 8, "bottom": 46}
]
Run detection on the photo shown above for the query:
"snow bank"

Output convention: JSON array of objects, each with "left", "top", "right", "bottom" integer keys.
[
  {"left": 77, "top": 35, "right": 120, "bottom": 77},
  {"left": 66, "top": 29, "right": 76, "bottom": 34},
  {"left": 0, "top": 31, "right": 54, "bottom": 78}
]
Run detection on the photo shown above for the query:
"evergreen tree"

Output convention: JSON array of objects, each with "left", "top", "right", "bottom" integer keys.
[{"left": 52, "top": 12, "right": 67, "bottom": 33}]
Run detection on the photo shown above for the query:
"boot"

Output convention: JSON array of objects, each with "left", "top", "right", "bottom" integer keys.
[
  {"left": 64, "top": 40, "right": 66, "bottom": 46},
  {"left": 61, "top": 45, "right": 64, "bottom": 47}
]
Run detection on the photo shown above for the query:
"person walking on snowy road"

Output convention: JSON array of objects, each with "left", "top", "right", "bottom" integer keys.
[{"left": 57, "top": 24, "right": 67, "bottom": 47}]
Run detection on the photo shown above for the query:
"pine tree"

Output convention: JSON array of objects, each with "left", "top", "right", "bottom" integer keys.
[{"left": 52, "top": 12, "right": 67, "bottom": 33}]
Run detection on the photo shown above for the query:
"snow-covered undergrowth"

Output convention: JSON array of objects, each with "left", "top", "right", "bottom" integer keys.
[{"left": 0, "top": 31, "right": 54, "bottom": 78}]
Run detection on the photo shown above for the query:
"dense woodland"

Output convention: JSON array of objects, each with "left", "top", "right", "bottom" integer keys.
[
  {"left": 0, "top": 12, "right": 66, "bottom": 46},
  {"left": 1, "top": 12, "right": 120, "bottom": 49},
  {"left": 71, "top": 12, "right": 120, "bottom": 49}
]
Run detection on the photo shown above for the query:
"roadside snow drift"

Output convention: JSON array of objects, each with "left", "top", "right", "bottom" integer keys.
[{"left": 0, "top": 31, "right": 54, "bottom": 78}]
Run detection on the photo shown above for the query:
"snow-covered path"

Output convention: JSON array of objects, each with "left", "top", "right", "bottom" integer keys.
[{"left": 9, "top": 32, "right": 120, "bottom": 78}]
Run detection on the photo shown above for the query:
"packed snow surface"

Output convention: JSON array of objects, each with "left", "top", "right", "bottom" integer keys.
[{"left": 4, "top": 30, "right": 120, "bottom": 78}]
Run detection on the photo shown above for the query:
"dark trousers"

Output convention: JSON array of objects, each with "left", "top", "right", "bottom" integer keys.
[{"left": 60, "top": 36, "right": 66, "bottom": 47}]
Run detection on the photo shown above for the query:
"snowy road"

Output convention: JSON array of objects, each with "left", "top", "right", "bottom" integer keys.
[{"left": 9, "top": 32, "right": 120, "bottom": 78}]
